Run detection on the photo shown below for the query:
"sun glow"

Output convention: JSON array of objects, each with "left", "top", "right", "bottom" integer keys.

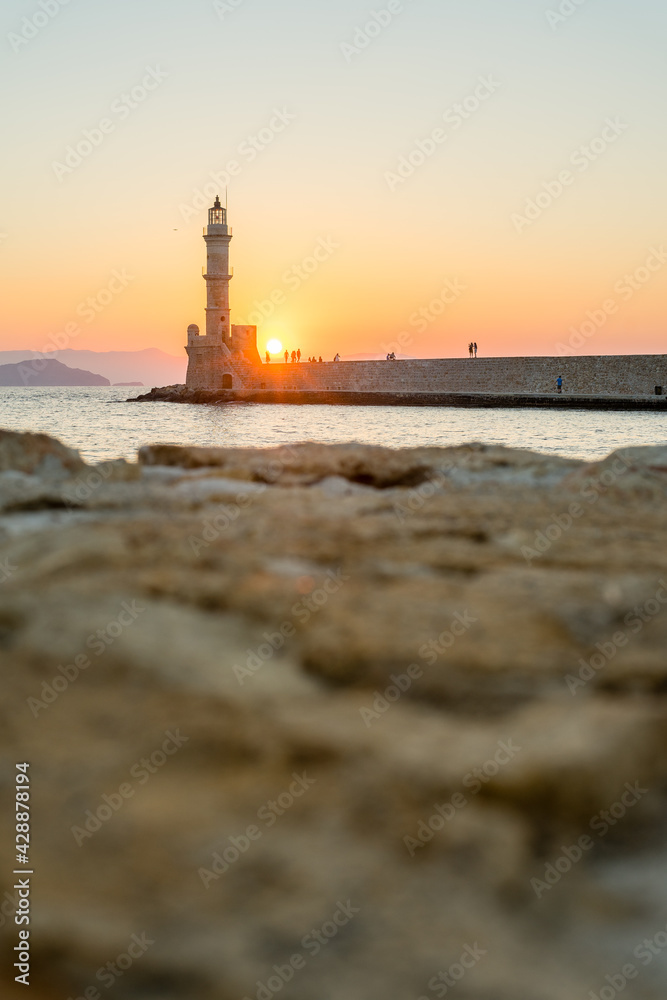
[{"left": 266, "top": 339, "right": 283, "bottom": 355}]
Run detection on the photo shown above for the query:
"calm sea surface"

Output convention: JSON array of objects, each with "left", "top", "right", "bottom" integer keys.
[{"left": 0, "top": 387, "right": 665, "bottom": 464}]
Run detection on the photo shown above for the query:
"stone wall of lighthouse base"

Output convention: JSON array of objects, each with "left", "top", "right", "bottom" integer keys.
[
  {"left": 185, "top": 346, "right": 258, "bottom": 391},
  {"left": 185, "top": 334, "right": 261, "bottom": 391}
]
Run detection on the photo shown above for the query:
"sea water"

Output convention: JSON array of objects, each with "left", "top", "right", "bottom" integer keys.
[{"left": 0, "top": 386, "right": 664, "bottom": 464}]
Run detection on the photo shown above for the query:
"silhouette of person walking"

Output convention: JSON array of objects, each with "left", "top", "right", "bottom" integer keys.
[{"left": 284, "top": 350, "right": 289, "bottom": 363}]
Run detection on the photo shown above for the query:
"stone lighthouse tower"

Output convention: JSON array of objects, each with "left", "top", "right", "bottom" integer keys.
[
  {"left": 204, "top": 195, "right": 233, "bottom": 346},
  {"left": 185, "top": 197, "right": 260, "bottom": 390}
]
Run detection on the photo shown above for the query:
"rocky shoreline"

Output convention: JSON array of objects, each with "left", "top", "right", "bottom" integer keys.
[
  {"left": 129, "top": 384, "right": 667, "bottom": 410},
  {"left": 2, "top": 428, "right": 667, "bottom": 999}
]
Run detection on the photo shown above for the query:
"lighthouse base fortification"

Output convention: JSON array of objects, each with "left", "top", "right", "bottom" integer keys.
[{"left": 186, "top": 324, "right": 261, "bottom": 391}]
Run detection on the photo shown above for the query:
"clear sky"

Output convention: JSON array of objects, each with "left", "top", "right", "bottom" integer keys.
[{"left": 1, "top": 0, "right": 666, "bottom": 360}]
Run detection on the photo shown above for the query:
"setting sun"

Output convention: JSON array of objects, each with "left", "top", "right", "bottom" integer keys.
[{"left": 266, "top": 339, "right": 283, "bottom": 355}]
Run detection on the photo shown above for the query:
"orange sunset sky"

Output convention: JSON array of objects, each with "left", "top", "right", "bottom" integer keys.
[{"left": 2, "top": 0, "right": 666, "bottom": 362}]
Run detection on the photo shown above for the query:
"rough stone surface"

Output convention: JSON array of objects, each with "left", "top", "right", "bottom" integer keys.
[
  {"left": 1, "top": 433, "right": 667, "bottom": 999},
  {"left": 0, "top": 429, "right": 86, "bottom": 477}
]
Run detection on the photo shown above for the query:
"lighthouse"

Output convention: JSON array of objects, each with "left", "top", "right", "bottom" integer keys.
[
  {"left": 204, "top": 195, "right": 233, "bottom": 346},
  {"left": 185, "top": 197, "right": 260, "bottom": 389}
]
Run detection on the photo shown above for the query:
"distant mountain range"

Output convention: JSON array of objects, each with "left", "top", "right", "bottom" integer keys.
[
  {"left": 0, "top": 349, "right": 186, "bottom": 387},
  {"left": 0, "top": 359, "right": 110, "bottom": 386}
]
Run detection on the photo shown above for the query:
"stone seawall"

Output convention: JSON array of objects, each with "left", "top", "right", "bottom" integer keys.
[{"left": 216, "top": 354, "right": 667, "bottom": 396}]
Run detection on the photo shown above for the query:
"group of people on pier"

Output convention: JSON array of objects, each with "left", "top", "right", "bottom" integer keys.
[{"left": 264, "top": 349, "right": 324, "bottom": 364}]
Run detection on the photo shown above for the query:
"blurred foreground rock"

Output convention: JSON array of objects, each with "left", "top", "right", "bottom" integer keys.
[{"left": 1, "top": 430, "right": 667, "bottom": 999}]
